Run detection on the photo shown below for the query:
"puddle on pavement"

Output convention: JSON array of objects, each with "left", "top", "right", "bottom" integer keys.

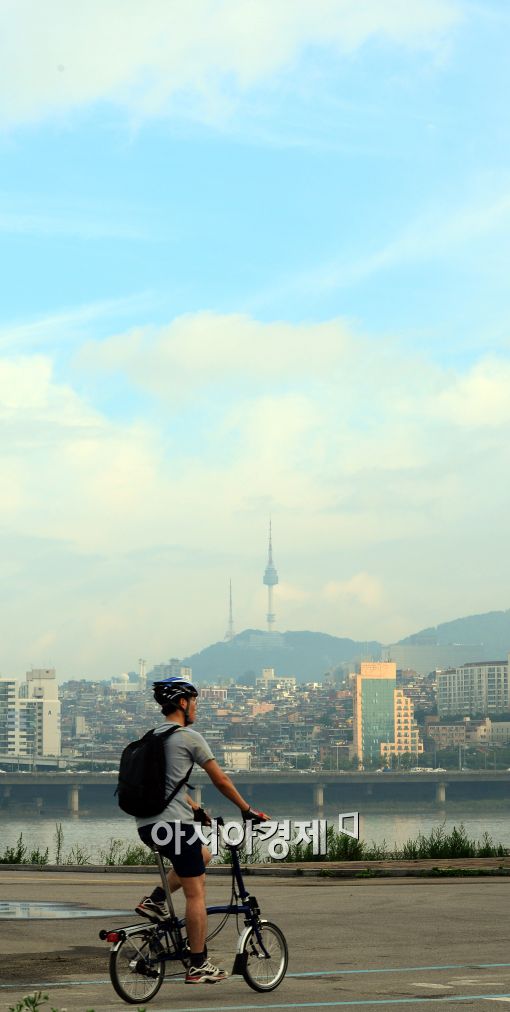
[{"left": 0, "top": 901, "right": 130, "bottom": 919}]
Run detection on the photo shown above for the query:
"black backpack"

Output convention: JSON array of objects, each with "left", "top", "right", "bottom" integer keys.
[{"left": 116, "top": 725, "right": 193, "bottom": 818}]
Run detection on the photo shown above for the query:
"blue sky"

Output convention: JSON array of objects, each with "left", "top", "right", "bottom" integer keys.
[{"left": 1, "top": 0, "right": 510, "bottom": 679}]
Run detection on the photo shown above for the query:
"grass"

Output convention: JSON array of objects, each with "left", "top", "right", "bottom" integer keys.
[
  {"left": 0, "top": 822, "right": 508, "bottom": 866},
  {"left": 277, "top": 823, "right": 508, "bottom": 863},
  {"left": 99, "top": 838, "right": 157, "bottom": 865},
  {"left": 0, "top": 834, "right": 49, "bottom": 865},
  {"left": 397, "top": 825, "right": 506, "bottom": 860},
  {"left": 0, "top": 825, "right": 156, "bottom": 866}
]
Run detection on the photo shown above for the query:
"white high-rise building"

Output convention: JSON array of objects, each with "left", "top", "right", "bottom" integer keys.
[
  {"left": 0, "top": 680, "right": 17, "bottom": 754},
  {"left": 0, "top": 669, "right": 61, "bottom": 757},
  {"left": 437, "top": 656, "right": 510, "bottom": 717},
  {"left": 21, "top": 668, "right": 57, "bottom": 699}
]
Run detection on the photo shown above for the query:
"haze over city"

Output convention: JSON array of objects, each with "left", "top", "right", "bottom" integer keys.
[{"left": 1, "top": 1, "right": 510, "bottom": 679}]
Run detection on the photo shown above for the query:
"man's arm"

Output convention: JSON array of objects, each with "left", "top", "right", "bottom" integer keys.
[{"left": 202, "top": 759, "right": 250, "bottom": 813}]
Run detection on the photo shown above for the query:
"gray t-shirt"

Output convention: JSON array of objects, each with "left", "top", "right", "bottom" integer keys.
[{"left": 136, "top": 721, "right": 214, "bottom": 828}]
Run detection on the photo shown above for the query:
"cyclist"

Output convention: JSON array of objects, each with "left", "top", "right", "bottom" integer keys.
[{"left": 135, "top": 675, "right": 268, "bottom": 985}]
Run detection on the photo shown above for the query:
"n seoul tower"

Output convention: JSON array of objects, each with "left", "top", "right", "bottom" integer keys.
[{"left": 263, "top": 520, "right": 279, "bottom": 632}]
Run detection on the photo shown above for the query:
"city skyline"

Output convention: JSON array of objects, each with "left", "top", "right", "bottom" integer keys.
[{"left": 1, "top": 2, "right": 510, "bottom": 677}]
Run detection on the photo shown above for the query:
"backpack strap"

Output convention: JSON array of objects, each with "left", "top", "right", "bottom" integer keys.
[{"left": 158, "top": 725, "right": 195, "bottom": 809}]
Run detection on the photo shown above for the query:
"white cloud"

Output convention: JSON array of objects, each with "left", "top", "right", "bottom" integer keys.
[
  {"left": 0, "top": 355, "right": 96, "bottom": 422},
  {"left": 3, "top": 307, "right": 510, "bottom": 675},
  {"left": 0, "top": 0, "right": 460, "bottom": 128},
  {"left": 275, "top": 582, "right": 310, "bottom": 604},
  {"left": 323, "top": 573, "right": 383, "bottom": 608},
  {"left": 432, "top": 358, "right": 510, "bottom": 428},
  {"left": 76, "top": 312, "right": 355, "bottom": 396},
  {"left": 0, "top": 354, "right": 169, "bottom": 552}
]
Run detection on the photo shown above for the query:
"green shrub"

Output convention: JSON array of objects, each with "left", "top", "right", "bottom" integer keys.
[
  {"left": 120, "top": 843, "right": 158, "bottom": 865},
  {"left": 99, "top": 838, "right": 124, "bottom": 865},
  {"left": 398, "top": 824, "right": 506, "bottom": 860},
  {"left": 1, "top": 833, "right": 27, "bottom": 864},
  {"left": 64, "top": 844, "right": 90, "bottom": 866},
  {"left": 277, "top": 823, "right": 509, "bottom": 863},
  {"left": 28, "top": 847, "right": 49, "bottom": 865}
]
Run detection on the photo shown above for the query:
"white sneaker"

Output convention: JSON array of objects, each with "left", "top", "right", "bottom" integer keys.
[
  {"left": 185, "top": 959, "right": 228, "bottom": 984},
  {"left": 135, "top": 895, "right": 168, "bottom": 922}
]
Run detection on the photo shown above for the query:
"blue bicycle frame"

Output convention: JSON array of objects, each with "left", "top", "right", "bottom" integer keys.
[{"left": 100, "top": 838, "right": 271, "bottom": 968}]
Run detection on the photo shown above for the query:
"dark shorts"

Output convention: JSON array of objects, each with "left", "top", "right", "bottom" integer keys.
[{"left": 138, "top": 822, "right": 206, "bottom": 878}]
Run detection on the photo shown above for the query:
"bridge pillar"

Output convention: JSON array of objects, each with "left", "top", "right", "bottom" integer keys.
[
  {"left": 314, "top": 784, "right": 324, "bottom": 812},
  {"left": 193, "top": 786, "right": 202, "bottom": 807},
  {"left": 2, "top": 785, "right": 11, "bottom": 808},
  {"left": 436, "top": 781, "right": 446, "bottom": 805},
  {"left": 68, "top": 785, "right": 80, "bottom": 814}
]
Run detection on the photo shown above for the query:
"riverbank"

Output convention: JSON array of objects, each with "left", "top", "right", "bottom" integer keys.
[{"left": 2, "top": 855, "right": 510, "bottom": 877}]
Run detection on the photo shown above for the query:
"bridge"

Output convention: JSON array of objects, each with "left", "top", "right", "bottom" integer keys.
[{"left": 1, "top": 770, "right": 509, "bottom": 812}]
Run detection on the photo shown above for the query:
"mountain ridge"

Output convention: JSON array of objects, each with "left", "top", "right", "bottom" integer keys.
[
  {"left": 175, "top": 609, "right": 510, "bottom": 682},
  {"left": 181, "top": 628, "right": 382, "bottom": 682},
  {"left": 398, "top": 609, "right": 510, "bottom": 650}
]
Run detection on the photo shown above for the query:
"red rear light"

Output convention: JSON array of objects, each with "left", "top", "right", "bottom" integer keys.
[{"left": 106, "top": 932, "right": 120, "bottom": 943}]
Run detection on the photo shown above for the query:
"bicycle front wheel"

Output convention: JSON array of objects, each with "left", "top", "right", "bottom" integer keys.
[
  {"left": 109, "top": 928, "right": 165, "bottom": 1004},
  {"left": 240, "top": 921, "right": 288, "bottom": 992}
]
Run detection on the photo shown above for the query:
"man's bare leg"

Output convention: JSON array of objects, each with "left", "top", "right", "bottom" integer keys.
[
  {"left": 179, "top": 872, "right": 207, "bottom": 953},
  {"left": 165, "top": 846, "right": 211, "bottom": 894}
]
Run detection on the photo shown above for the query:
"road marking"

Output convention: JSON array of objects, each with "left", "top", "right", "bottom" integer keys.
[
  {"left": 290, "top": 964, "right": 510, "bottom": 978},
  {"left": 449, "top": 978, "right": 484, "bottom": 983},
  {"left": 450, "top": 977, "right": 510, "bottom": 983},
  {"left": 0, "top": 980, "right": 112, "bottom": 990},
  {"left": 3, "top": 963, "right": 510, "bottom": 991},
  {"left": 411, "top": 984, "right": 452, "bottom": 989}
]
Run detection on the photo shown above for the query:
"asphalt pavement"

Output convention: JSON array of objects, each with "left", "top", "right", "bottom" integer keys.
[{"left": 1, "top": 870, "right": 510, "bottom": 1011}]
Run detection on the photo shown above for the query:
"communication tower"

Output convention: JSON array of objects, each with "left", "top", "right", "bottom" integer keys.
[
  {"left": 263, "top": 519, "right": 279, "bottom": 632},
  {"left": 138, "top": 658, "right": 147, "bottom": 690},
  {"left": 225, "top": 579, "right": 235, "bottom": 641}
]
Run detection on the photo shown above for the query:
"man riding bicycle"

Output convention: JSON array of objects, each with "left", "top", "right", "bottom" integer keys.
[{"left": 134, "top": 676, "right": 268, "bottom": 984}]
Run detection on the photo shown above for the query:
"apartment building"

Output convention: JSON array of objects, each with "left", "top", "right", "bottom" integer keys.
[
  {"left": 0, "top": 679, "right": 17, "bottom": 753},
  {"left": 437, "top": 656, "right": 510, "bottom": 717},
  {"left": 426, "top": 715, "right": 510, "bottom": 748},
  {"left": 0, "top": 669, "right": 61, "bottom": 757}
]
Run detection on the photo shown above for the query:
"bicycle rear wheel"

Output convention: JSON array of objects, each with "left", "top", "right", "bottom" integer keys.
[
  {"left": 109, "top": 928, "right": 165, "bottom": 1004},
  {"left": 240, "top": 921, "right": 288, "bottom": 992}
]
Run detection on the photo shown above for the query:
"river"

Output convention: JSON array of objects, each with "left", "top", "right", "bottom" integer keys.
[{"left": 1, "top": 799, "right": 510, "bottom": 862}]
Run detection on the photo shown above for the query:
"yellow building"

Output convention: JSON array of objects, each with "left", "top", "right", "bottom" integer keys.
[
  {"left": 352, "top": 662, "right": 423, "bottom": 765},
  {"left": 380, "top": 688, "right": 423, "bottom": 761}
]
